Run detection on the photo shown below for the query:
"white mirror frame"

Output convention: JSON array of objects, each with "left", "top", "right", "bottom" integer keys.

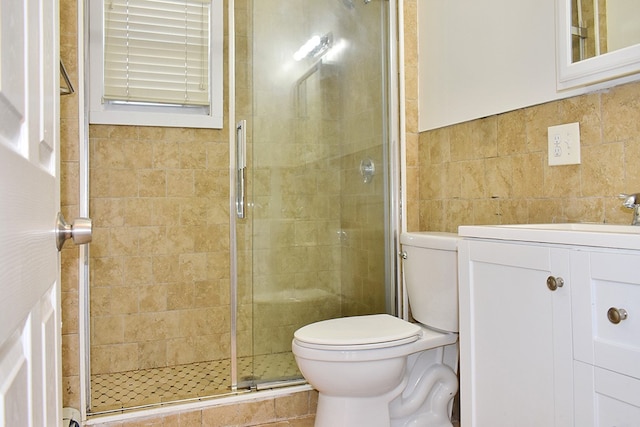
[{"left": 556, "top": 0, "right": 640, "bottom": 90}]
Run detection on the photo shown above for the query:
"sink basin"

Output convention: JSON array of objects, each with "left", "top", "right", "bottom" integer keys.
[
  {"left": 458, "top": 223, "right": 640, "bottom": 250},
  {"left": 497, "top": 223, "right": 640, "bottom": 234}
]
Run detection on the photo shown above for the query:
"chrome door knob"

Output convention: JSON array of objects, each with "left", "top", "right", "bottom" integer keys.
[
  {"left": 56, "top": 212, "right": 92, "bottom": 251},
  {"left": 607, "top": 307, "right": 628, "bottom": 324},
  {"left": 546, "top": 276, "right": 564, "bottom": 291}
]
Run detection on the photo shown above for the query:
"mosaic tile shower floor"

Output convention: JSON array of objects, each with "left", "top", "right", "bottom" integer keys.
[{"left": 90, "top": 352, "right": 301, "bottom": 414}]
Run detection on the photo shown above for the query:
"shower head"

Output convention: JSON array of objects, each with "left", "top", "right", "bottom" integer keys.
[{"left": 293, "top": 33, "right": 334, "bottom": 61}]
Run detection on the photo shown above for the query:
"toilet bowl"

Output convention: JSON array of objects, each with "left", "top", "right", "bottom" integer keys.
[{"left": 292, "top": 232, "right": 461, "bottom": 427}]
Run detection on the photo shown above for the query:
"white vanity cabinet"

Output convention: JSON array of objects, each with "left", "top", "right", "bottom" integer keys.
[
  {"left": 458, "top": 224, "right": 640, "bottom": 427},
  {"left": 458, "top": 240, "right": 574, "bottom": 426}
]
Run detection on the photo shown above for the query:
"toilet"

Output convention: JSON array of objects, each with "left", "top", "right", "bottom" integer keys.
[{"left": 292, "top": 232, "right": 460, "bottom": 427}]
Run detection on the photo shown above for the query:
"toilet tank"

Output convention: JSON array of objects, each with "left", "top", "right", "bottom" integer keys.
[{"left": 400, "top": 232, "right": 461, "bottom": 333}]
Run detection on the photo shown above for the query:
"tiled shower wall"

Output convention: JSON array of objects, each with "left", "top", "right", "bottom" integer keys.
[{"left": 88, "top": 125, "right": 231, "bottom": 373}]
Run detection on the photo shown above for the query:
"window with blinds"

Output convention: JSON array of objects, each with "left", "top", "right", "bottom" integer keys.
[
  {"left": 103, "top": 0, "right": 210, "bottom": 107},
  {"left": 89, "top": 0, "right": 223, "bottom": 128}
]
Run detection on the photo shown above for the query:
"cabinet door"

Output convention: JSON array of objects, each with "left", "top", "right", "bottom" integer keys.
[{"left": 459, "top": 240, "right": 573, "bottom": 427}]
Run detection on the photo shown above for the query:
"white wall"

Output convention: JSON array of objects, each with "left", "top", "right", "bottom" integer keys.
[
  {"left": 418, "top": 0, "right": 584, "bottom": 131},
  {"left": 608, "top": 0, "right": 640, "bottom": 52}
]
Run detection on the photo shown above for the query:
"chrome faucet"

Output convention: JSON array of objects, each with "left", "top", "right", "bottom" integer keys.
[{"left": 619, "top": 193, "right": 640, "bottom": 225}]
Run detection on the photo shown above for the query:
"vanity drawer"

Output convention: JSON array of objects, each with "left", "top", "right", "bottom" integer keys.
[
  {"left": 574, "top": 361, "right": 640, "bottom": 427},
  {"left": 590, "top": 252, "right": 640, "bottom": 380},
  {"left": 595, "top": 367, "right": 640, "bottom": 426}
]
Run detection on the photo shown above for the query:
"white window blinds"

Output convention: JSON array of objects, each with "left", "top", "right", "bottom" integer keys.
[{"left": 103, "top": 0, "right": 210, "bottom": 107}]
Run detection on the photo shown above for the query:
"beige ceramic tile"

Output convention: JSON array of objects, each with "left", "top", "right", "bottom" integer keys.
[
  {"left": 444, "top": 199, "right": 473, "bottom": 232},
  {"left": 580, "top": 142, "right": 625, "bottom": 197},
  {"left": 544, "top": 163, "right": 581, "bottom": 198},
  {"left": 511, "top": 153, "right": 544, "bottom": 199},
  {"left": 602, "top": 82, "right": 640, "bottom": 143},
  {"left": 138, "top": 284, "right": 168, "bottom": 313},
  {"left": 524, "top": 101, "right": 562, "bottom": 153},
  {"left": 459, "top": 159, "right": 486, "bottom": 199},
  {"left": 527, "top": 199, "right": 565, "bottom": 224},
  {"left": 563, "top": 197, "right": 605, "bottom": 223},
  {"left": 425, "top": 127, "right": 451, "bottom": 164},
  {"left": 472, "top": 199, "right": 501, "bottom": 226},
  {"left": 484, "top": 157, "right": 512, "bottom": 199},
  {"left": 494, "top": 199, "right": 529, "bottom": 225},
  {"left": 559, "top": 93, "right": 602, "bottom": 146},
  {"left": 152, "top": 142, "right": 181, "bottom": 169},
  {"left": 624, "top": 139, "right": 640, "bottom": 189},
  {"left": 62, "top": 334, "right": 79, "bottom": 377},
  {"left": 497, "top": 109, "right": 526, "bottom": 156}
]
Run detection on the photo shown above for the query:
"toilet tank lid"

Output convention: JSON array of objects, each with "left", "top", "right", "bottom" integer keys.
[
  {"left": 400, "top": 232, "right": 460, "bottom": 250},
  {"left": 294, "top": 314, "right": 421, "bottom": 346}
]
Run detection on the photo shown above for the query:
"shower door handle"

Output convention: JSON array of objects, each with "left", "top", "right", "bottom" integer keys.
[{"left": 236, "top": 120, "right": 247, "bottom": 219}]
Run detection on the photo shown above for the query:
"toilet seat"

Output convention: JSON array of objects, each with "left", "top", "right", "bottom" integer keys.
[{"left": 293, "top": 314, "right": 422, "bottom": 351}]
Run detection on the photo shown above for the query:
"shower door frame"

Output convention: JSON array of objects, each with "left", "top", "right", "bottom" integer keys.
[{"left": 229, "top": 0, "right": 407, "bottom": 390}]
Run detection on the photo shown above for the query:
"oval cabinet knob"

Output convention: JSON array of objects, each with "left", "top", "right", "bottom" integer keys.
[
  {"left": 607, "top": 307, "right": 628, "bottom": 325},
  {"left": 546, "top": 276, "right": 564, "bottom": 291}
]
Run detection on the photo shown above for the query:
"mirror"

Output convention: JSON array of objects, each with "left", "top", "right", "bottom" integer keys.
[
  {"left": 570, "top": 0, "right": 640, "bottom": 62},
  {"left": 557, "top": 0, "right": 640, "bottom": 89}
]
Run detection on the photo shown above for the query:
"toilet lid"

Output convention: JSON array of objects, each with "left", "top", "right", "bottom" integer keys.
[{"left": 294, "top": 314, "right": 421, "bottom": 348}]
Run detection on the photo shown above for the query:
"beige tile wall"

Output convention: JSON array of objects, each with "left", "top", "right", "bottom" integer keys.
[
  {"left": 403, "top": 0, "right": 421, "bottom": 232},
  {"left": 411, "top": 82, "right": 640, "bottom": 232},
  {"left": 88, "top": 125, "right": 231, "bottom": 374}
]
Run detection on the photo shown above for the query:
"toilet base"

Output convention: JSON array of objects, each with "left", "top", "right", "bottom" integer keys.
[
  {"left": 311, "top": 343, "right": 459, "bottom": 427},
  {"left": 314, "top": 384, "right": 404, "bottom": 427}
]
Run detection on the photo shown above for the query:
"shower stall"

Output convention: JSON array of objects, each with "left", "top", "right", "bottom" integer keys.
[{"left": 82, "top": 0, "right": 400, "bottom": 416}]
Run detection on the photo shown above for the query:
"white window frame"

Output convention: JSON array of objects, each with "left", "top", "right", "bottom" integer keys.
[{"left": 88, "top": 0, "right": 223, "bottom": 129}]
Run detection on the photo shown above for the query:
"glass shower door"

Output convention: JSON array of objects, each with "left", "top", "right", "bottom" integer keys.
[{"left": 235, "top": 0, "right": 392, "bottom": 388}]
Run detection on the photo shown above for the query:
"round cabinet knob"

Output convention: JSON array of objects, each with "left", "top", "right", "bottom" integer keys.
[
  {"left": 607, "top": 307, "right": 628, "bottom": 325},
  {"left": 546, "top": 276, "right": 564, "bottom": 291}
]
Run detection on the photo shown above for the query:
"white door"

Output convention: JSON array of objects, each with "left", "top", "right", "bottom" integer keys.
[{"left": 0, "top": 1, "right": 61, "bottom": 425}]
